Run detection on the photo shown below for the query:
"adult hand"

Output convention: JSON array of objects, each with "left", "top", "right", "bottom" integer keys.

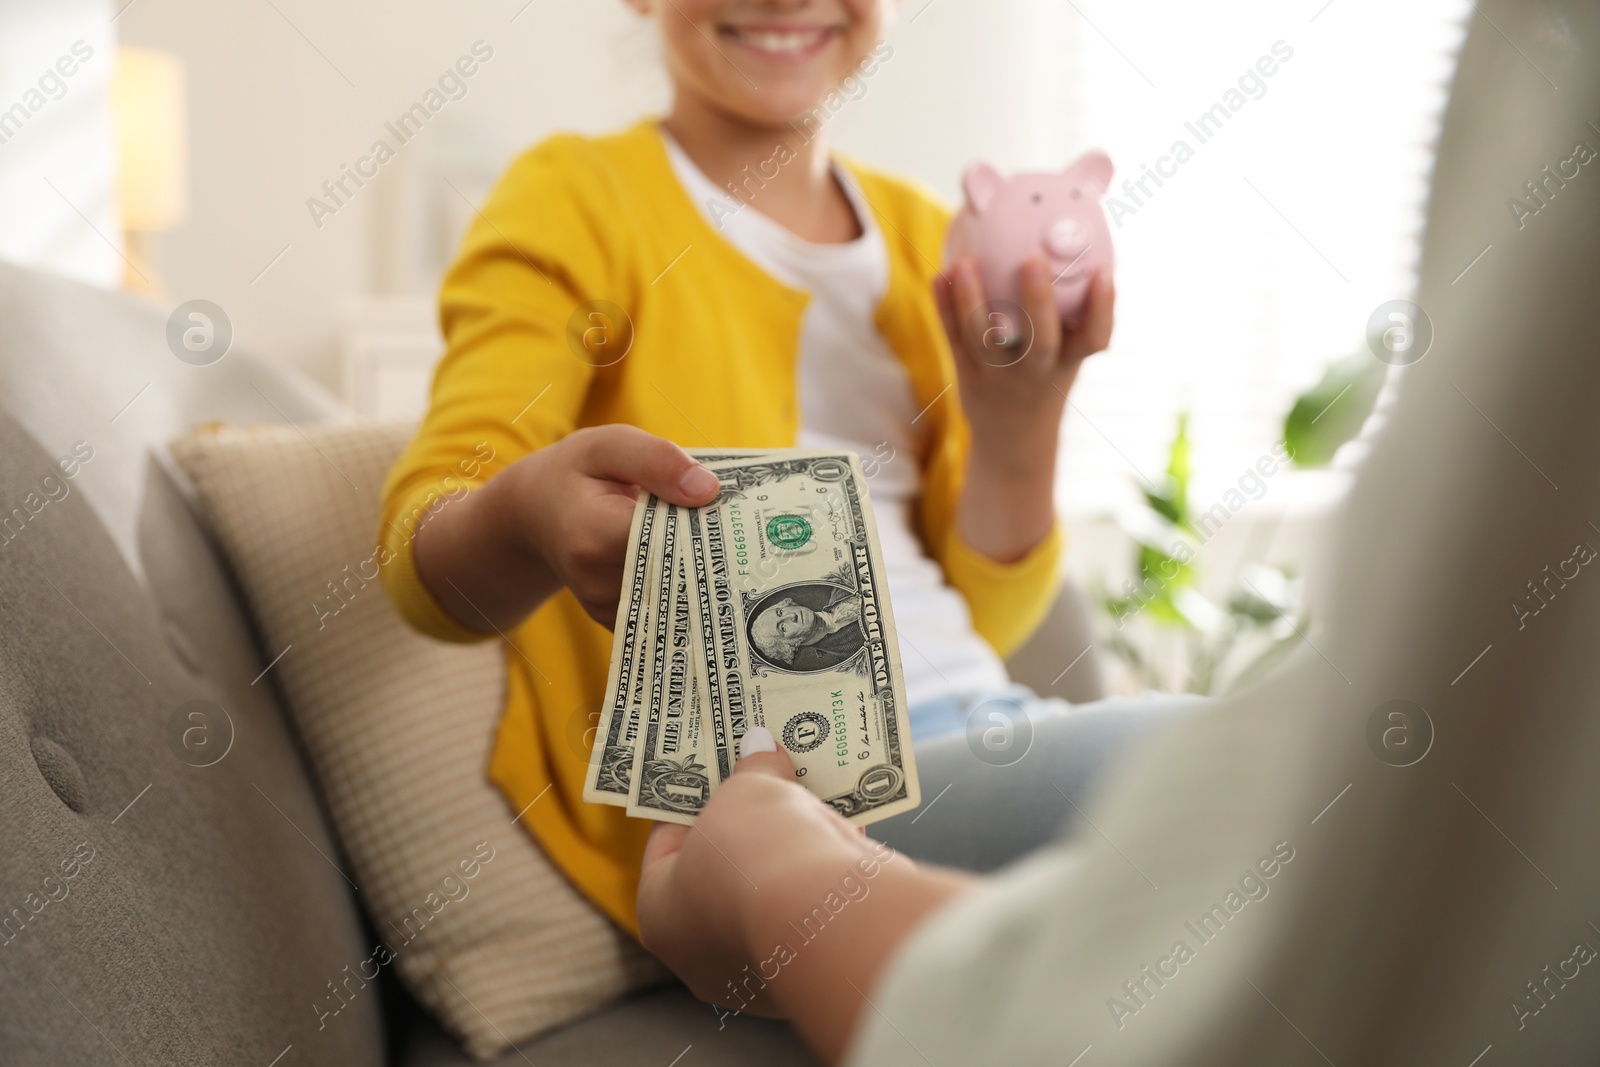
[
  {"left": 637, "top": 730, "right": 977, "bottom": 1064},
  {"left": 637, "top": 732, "right": 870, "bottom": 1014}
]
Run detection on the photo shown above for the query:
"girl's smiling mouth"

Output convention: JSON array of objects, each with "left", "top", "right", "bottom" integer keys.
[{"left": 717, "top": 22, "right": 843, "bottom": 64}]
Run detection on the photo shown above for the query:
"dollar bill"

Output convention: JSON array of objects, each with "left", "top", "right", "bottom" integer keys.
[
  {"left": 682, "top": 503, "right": 738, "bottom": 788},
  {"left": 583, "top": 491, "right": 665, "bottom": 806},
  {"left": 688, "top": 449, "right": 776, "bottom": 461},
  {"left": 626, "top": 504, "right": 720, "bottom": 824},
  {"left": 585, "top": 453, "right": 769, "bottom": 807},
  {"left": 690, "top": 451, "right": 919, "bottom": 825},
  {"left": 588, "top": 448, "right": 917, "bottom": 826}
]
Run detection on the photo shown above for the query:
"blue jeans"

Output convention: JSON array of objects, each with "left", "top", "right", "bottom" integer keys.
[
  {"left": 907, "top": 682, "right": 1043, "bottom": 743},
  {"left": 878, "top": 687, "right": 1204, "bottom": 872}
]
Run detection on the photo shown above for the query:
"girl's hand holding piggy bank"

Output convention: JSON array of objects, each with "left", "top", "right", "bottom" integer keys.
[{"left": 935, "top": 151, "right": 1117, "bottom": 477}]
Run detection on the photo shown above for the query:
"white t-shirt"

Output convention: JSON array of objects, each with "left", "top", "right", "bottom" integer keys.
[{"left": 660, "top": 129, "right": 1009, "bottom": 709}]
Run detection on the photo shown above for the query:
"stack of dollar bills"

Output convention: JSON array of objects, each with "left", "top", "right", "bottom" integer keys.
[{"left": 582, "top": 449, "right": 920, "bottom": 826}]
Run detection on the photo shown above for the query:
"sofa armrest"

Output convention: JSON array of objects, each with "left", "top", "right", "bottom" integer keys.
[{"left": 1003, "top": 579, "right": 1105, "bottom": 704}]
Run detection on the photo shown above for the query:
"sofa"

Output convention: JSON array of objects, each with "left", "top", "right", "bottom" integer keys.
[{"left": 0, "top": 258, "right": 1102, "bottom": 1066}]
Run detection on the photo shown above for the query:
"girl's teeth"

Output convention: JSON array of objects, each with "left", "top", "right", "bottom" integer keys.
[{"left": 734, "top": 29, "right": 827, "bottom": 54}]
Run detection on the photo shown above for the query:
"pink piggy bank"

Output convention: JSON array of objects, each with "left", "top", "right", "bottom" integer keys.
[{"left": 944, "top": 151, "right": 1115, "bottom": 326}]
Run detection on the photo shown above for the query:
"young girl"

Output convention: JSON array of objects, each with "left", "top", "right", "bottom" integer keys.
[{"left": 378, "top": 0, "right": 1114, "bottom": 937}]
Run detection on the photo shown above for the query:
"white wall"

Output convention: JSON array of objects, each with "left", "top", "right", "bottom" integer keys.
[{"left": 0, "top": 0, "right": 119, "bottom": 288}]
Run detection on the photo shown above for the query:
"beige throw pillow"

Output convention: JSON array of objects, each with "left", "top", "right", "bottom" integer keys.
[{"left": 170, "top": 419, "right": 665, "bottom": 1061}]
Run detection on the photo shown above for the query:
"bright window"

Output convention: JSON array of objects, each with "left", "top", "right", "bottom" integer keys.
[{"left": 1051, "top": 0, "right": 1471, "bottom": 511}]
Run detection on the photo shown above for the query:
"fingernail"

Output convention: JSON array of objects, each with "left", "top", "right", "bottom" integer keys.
[
  {"left": 739, "top": 726, "right": 776, "bottom": 760},
  {"left": 679, "top": 465, "right": 718, "bottom": 498}
]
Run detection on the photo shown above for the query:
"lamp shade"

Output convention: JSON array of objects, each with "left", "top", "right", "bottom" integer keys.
[{"left": 113, "top": 45, "right": 186, "bottom": 232}]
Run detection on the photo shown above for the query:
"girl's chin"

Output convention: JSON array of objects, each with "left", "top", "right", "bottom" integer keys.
[
  {"left": 709, "top": 83, "right": 847, "bottom": 129},
  {"left": 707, "top": 94, "right": 838, "bottom": 133}
]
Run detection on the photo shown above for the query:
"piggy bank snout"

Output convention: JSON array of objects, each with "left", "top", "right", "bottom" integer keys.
[{"left": 1044, "top": 217, "right": 1091, "bottom": 260}]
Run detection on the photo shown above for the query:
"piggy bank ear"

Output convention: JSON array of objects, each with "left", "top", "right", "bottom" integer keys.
[
  {"left": 1067, "top": 151, "right": 1114, "bottom": 196},
  {"left": 962, "top": 162, "right": 1006, "bottom": 214}
]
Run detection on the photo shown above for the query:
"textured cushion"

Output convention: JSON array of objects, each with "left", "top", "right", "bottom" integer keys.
[
  {"left": 0, "top": 412, "right": 383, "bottom": 1065},
  {"left": 170, "top": 420, "right": 666, "bottom": 1061}
]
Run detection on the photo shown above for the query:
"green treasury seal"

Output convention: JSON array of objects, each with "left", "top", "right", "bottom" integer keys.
[{"left": 766, "top": 513, "right": 812, "bottom": 550}]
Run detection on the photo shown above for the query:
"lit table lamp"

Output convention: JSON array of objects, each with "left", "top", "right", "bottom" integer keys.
[{"left": 114, "top": 46, "right": 187, "bottom": 293}]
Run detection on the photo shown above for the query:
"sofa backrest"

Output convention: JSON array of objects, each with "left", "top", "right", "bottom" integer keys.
[
  {"left": 0, "top": 260, "right": 343, "bottom": 576},
  {"left": 0, "top": 263, "right": 385, "bottom": 1065}
]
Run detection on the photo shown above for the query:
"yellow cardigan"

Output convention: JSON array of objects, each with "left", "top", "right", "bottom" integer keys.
[{"left": 378, "top": 119, "right": 1062, "bottom": 934}]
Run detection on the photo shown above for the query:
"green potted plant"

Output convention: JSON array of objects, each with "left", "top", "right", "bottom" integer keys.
[{"left": 1096, "top": 352, "right": 1385, "bottom": 694}]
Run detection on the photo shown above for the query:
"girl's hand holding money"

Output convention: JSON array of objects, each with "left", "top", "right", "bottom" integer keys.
[
  {"left": 934, "top": 259, "right": 1115, "bottom": 566},
  {"left": 413, "top": 425, "right": 721, "bottom": 633},
  {"left": 637, "top": 728, "right": 974, "bottom": 1065}
]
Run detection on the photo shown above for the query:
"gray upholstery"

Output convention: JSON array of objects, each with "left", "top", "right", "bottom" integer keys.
[
  {"left": 0, "top": 413, "right": 384, "bottom": 1064},
  {"left": 400, "top": 985, "right": 816, "bottom": 1067},
  {"left": 0, "top": 263, "right": 384, "bottom": 1064},
  {"left": 1004, "top": 578, "right": 1105, "bottom": 702}
]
